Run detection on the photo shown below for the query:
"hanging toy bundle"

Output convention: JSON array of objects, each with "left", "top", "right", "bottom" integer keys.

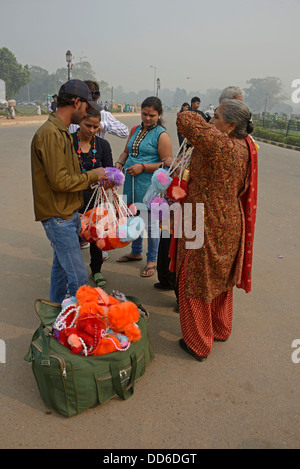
[
  {"left": 80, "top": 167, "right": 145, "bottom": 251},
  {"left": 143, "top": 140, "right": 194, "bottom": 220}
]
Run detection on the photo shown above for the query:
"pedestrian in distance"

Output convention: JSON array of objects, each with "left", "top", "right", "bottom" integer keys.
[{"left": 189, "top": 96, "right": 209, "bottom": 121}]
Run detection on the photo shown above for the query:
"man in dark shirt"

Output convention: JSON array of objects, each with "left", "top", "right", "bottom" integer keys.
[
  {"left": 50, "top": 94, "right": 58, "bottom": 112},
  {"left": 189, "top": 96, "right": 209, "bottom": 121}
]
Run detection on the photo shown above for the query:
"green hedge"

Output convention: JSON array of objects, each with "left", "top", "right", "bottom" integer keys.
[{"left": 253, "top": 127, "right": 300, "bottom": 147}]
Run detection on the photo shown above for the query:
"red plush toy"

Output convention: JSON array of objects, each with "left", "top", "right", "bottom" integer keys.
[
  {"left": 59, "top": 327, "right": 96, "bottom": 355},
  {"left": 166, "top": 177, "right": 188, "bottom": 202}
]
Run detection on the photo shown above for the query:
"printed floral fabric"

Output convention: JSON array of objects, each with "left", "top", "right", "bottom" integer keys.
[{"left": 175, "top": 111, "right": 257, "bottom": 303}]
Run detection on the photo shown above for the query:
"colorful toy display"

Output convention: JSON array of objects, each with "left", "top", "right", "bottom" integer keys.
[
  {"left": 143, "top": 141, "right": 193, "bottom": 219},
  {"left": 53, "top": 285, "right": 142, "bottom": 356},
  {"left": 80, "top": 185, "right": 145, "bottom": 251}
]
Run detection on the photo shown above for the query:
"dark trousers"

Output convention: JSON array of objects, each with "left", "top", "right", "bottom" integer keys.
[
  {"left": 80, "top": 197, "right": 103, "bottom": 276},
  {"left": 89, "top": 242, "right": 103, "bottom": 276},
  {"left": 157, "top": 234, "right": 176, "bottom": 288}
]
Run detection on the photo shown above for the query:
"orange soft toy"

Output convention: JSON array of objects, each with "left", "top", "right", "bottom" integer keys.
[
  {"left": 55, "top": 285, "right": 142, "bottom": 356},
  {"left": 107, "top": 301, "right": 141, "bottom": 342}
]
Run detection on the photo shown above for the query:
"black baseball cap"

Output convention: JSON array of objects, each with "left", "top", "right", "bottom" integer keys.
[{"left": 58, "top": 79, "right": 101, "bottom": 111}]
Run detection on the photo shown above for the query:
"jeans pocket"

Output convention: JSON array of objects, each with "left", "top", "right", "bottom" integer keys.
[
  {"left": 53, "top": 217, "right": 74, "bottom": 226},
  {"left": 41, "top": 220, "right": 55, "bottom": 245}
]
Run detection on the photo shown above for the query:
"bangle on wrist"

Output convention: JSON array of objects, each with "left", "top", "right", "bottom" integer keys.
[
  {"left": 116, "top": 161, "right": 124, "bottom": 167},
  {"left": 141, "top": 163, "right": 145, "bottom": 172}
]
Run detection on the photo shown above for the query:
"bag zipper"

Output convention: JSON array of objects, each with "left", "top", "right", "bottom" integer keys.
[
  {"left": 97, "top": 351, "right": 145, "bottom": 384},
  {"left": 32, "top": 343, "right": 145, "bottom": 383},
  {"left": 32, "top": 341, "right": 67, "bottom": 378}
]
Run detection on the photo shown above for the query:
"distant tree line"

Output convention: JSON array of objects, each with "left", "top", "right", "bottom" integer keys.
[
  {"left": 0, "top": 47, "right": 293, "bottom": 114},
  {"left": 0, "top": 47, "right": 30, "bottom": 97}
]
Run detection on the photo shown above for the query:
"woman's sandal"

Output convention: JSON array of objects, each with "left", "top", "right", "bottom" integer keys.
[
  {"left": 179, "top": 338, "right": 207, "bottom": 362},
  {"left": 91, "top": 272, "right": 107, "bottom": 288},
  {"left": 140, "top": 265, "right": 157, "bottom": 277},
  {"left": 116, "top": 254, "right": 143, "bottom": 262}
]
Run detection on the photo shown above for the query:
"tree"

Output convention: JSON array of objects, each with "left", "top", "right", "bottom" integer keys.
[
  {"left": 205, "top": 88, "right": 222, "bottom": 107},
  {"left": 0, "top": 47, "right": 30, "bottom": 97},
  {"left": 15, "top": 65, "right": 57, "bottom": 102},
  {"left": 53, "top": 67, "right": 69, "bottom": 89},
  {"left": 244, "top": 77, "right": 287, "bottom": 113},
  {"left": 173, "top": 88, "right": 188, "bottom": 107},
  {"left": 70, "top": 61, "right": 97, "bottom": 82},
  {"left": 98, "top": 80, "right": 111, "bottom": 100}
]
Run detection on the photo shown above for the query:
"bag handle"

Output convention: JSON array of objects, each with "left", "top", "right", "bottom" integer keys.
[
  {"left": 110, "top": 352, "right": 137, "bottom": 400},
  {"left": 24, "top": 324, "right": 51, "bottom": 366}
]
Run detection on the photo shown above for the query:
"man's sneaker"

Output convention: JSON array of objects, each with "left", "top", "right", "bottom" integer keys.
[
  {"left": 102, "top": 251, "right": 109, "bottom": 261},
  {"left": 80, "top": 241, "right": 90, "bottom": 249}
]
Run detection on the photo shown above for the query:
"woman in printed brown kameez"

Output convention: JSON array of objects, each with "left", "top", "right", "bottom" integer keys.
[{"left": 174, "top": 99, "right": 258, "bottom": 361}]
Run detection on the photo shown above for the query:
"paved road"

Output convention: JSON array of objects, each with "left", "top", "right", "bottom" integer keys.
[{"left": 0, "top": 112, "right": 300, "bottom": 449}]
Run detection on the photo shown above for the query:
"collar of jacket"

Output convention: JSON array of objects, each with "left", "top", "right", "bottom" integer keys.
[{"left": 48, "top": 113, "right": 69, "bottom": 133}]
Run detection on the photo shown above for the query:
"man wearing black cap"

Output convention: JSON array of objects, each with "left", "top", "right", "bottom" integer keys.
[{"left": 31, "top": 79, "right": 109, "bottom": 304}]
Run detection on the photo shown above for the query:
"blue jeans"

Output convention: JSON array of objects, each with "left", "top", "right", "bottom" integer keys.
[
  {"left": 131, "top": 211, "right": 160, "bottom": 262},
  {"left": 42, "top": 211, "right": 88, "bottom": 303}
]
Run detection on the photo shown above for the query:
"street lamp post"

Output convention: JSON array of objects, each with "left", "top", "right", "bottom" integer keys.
[
  {"left": 149, "top": 65, "right": 156, "bottom": 95},
  {"left": 156, "top": 78, "right": 161, "bottom": 97},
  {"left": 66, "top": 50, "right": 72, "bottom": 81},
  {"left": 264, "top": 94, "right": 269, "bottom": 114}
]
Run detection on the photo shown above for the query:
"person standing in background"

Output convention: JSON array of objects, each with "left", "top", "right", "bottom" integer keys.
[
  {"left": 69, "top": 80, "right": 129, "bottom": 260},
  {"left": 71, "top": 108, "right": 113, "bottom": 288},
  {"left": 116, "top": 96, "right": 173, "bottom": 278},
  {"left": 50, "top": 94, "right": 58, "bottom": 113},
  {"left": 189, "top": 96, "right": 209, "bottom": 121},
  {"left": 69, "top": 81, "right": 129, "bottom": 140}
]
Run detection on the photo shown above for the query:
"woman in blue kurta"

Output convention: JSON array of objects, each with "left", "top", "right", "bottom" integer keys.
[{"left": 115, "top": 97, "right": 173, "bottom": 277}]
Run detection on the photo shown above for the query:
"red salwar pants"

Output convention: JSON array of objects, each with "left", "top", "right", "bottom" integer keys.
[{"left": 178, "top": 254, "right": 233, "bottom": 357}]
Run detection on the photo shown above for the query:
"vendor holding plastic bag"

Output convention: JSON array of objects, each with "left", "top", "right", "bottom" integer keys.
[{"left": 115, "top": 97, "right": 173, "bottom": 277}]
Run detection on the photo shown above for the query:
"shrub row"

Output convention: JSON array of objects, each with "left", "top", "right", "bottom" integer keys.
[{"left": 253, "top": 127, "right": 300, "bottom": 147}]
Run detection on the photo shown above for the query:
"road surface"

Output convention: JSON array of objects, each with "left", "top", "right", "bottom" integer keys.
[{"left": 0, "top": 112, "right": 299, "bottom": 450}]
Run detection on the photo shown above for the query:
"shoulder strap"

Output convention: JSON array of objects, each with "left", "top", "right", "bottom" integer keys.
[
  {"left": 236, "top": 136, "right": 258, "bottom": 293},
  {"left": 130, "top": 124, "right": 139, "bottom": 137}
]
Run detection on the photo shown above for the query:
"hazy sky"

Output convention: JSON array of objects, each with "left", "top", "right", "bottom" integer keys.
[{"left": 1, "top": 0, "right": 299, "bottom": 102}]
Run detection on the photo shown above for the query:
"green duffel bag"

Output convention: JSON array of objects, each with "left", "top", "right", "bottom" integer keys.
[{"left": 24, "top": 297, "right": 154, "bottom": 417}]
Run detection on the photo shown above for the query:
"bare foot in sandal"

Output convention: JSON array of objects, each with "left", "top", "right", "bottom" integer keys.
[
  {"left": 117, "top": 253, "right": 143, "bottom": 262},
  {"left": 140, "top": 262, "right": 157, "bottom": 277},
  {"left": 91, "top": 272, "right": 107, "bottom": 288}
]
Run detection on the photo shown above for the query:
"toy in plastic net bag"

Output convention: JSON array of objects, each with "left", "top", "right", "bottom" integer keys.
[
  {"left": 143, "top": 139, "right": 194, "bottom": 215},
  {"left": 80, "top": 183, "right": 145, "bottom": 251}
]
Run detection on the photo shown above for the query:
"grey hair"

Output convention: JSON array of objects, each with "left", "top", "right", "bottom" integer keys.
[
  {"left": 219, "top": 86, "right": 244, "bottom": 103},
  {"left": 218, "top": 98, "right": 254, "bottom": 138}
]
